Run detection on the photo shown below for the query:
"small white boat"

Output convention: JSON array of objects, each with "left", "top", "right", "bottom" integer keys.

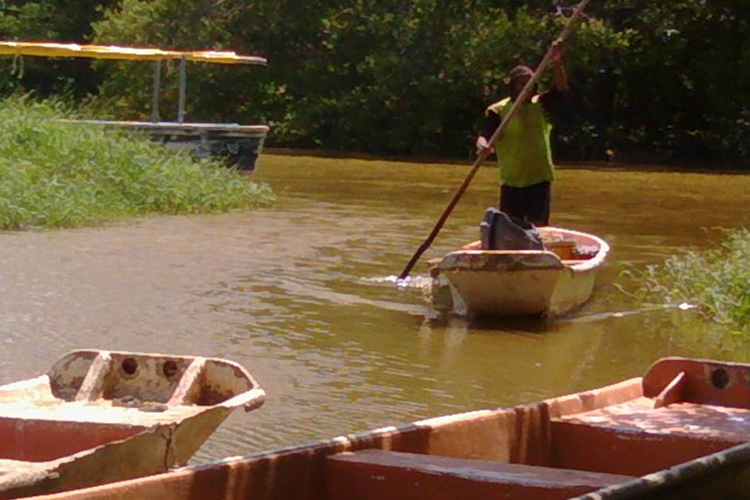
[
  {"left": 0, "top": 349, "right": 265, "bottom": 498},
  {"left": 432, "top": 227, "right": 609, "bottom": 318}
]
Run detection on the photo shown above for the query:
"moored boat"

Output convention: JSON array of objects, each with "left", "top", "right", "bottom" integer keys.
[
  {"left": 0, "top": 41, "right": 270, "bottom": 170},
  {"left": 0, "top": 349, "right": 264, "bottom": 499},
  {"left": 70, "top": 120, "right": 269, "bottom": 171},
  {"left": 23, "top": 357, "right": 750, "bottom": 500},
  {"left": 432, "top": 226, "right": 609, "bottom": 318}
]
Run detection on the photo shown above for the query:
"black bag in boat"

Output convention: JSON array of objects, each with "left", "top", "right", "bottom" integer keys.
[{"left": 480, "top": 208, "right": 545, "bottom": 251}]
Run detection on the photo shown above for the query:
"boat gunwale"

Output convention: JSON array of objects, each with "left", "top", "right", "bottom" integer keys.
[
  {"left": 25, "top": 358, "right": 750, "bottom": 500},
  {"left": 0, "top": 350, "right": 265, "bottom": 425},
  {"left": 61, "top": 120, "right": 270, "bottom": 136},
  {"left": 570, "top": 440, "right": 750, "bottom": 499},
  {"left": 546, "top": 226, "right": 610, "bottom": 272},
  {"left": 18, "top": 375, "right": 647, "bottom": 499},
  {"left": 50, "top": 349, "right": 264, "bottom": 409},
  {"left": 438, "top": 249, "right": 566, "bottom": 273},
  {"left": 0, "top": 350, "right": 265, "bottom": 498},
  {"left": 439, "top": 227, "right": 610, "bottom": 274}
]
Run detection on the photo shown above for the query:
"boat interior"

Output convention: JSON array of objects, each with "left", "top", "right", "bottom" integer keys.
[
  {"left": 537, "top": 227, "right": 602, "bottom": 261},
  {"left": 67, "top": 358, "right": 750, "bottom": 500},
  {"left": 453, "top": 227, "right": 604, "bottom": 272},
  {"left": 461, "top": 227, "right": 601, "bottom": 257},
  {"left": 318, "top": 357, "right": 750, "bottom": 500}
]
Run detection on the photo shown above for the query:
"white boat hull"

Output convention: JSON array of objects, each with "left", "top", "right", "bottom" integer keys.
[{"left": 435, "top": 227, "right": 609, "bottom": 318}]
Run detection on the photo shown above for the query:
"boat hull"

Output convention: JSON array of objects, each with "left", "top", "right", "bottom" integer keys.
[
  {"left": 0, "top": 350, "right": 264, "bottom": 499},
  {"left": 435, "top": 227, "right": 609, "bottom": 318},
  {"left": 69, "top": 120, "right": 269, "bottom": 171},
  {"left": 23, "top": 357, "right": 750, "bottom": 500}
]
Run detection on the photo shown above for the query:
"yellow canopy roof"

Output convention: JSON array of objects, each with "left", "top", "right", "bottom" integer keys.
[{"left": 0, "top": 41, "right": 266, "bottom": 65}]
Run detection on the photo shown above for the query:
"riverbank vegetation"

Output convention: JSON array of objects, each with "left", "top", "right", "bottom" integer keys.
[
  {"left": 1, "top": 1, "right": 747, "bottom": 164},
  {"left": 625, "top": 229, "right": 750, "bottom": 335},
  {"left": 0, "top": 97, "right": 273, "bottom": 230}
]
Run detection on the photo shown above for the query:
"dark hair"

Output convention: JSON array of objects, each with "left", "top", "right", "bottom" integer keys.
[{"left": 509, "top": 65, "right": 534, "bottom": 82}]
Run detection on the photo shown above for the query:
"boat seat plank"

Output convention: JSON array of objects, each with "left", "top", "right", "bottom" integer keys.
[
  {"left": 551, "top": 398, "right": 750, "bottom": 476},
  {"left": 167, "top": 359, "right": 206, "bottom": 406},
  {"left": 326, "top": 450, "right": 633, "bottom": 500},
  {"left": 653, "top": 371, "right": 686, "bottom": 409},
  {"left": 556, "top": 398, "right": 750, "bottom": 443},
  {"left": 74, "top": 352, "right": 112, "bottom": 401}
]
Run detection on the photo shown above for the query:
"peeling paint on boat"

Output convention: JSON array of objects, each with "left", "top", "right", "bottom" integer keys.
[{"left": 0, "top": 350, "right": 264, "bottom": 499}]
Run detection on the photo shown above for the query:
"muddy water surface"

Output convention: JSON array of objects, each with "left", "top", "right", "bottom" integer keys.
[{"left": 1, "top": 154, "right": 749, "bottom": 462}]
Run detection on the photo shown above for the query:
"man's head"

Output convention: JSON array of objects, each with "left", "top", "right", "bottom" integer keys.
[{"left": 507, "top": 65, "right": 534, "bottom": 101}]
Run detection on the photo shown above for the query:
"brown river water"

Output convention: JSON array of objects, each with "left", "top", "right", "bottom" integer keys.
[{"left": 1, "top": 154, "right": 749, "bottom": 463}]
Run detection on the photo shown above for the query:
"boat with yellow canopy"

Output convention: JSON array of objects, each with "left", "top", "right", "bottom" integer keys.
[
  {"left": 0, "top": 41, "right": 269, "bottom": 170},
  {"left": 0, "top": 41, "right": 267, "bottom": 64}
]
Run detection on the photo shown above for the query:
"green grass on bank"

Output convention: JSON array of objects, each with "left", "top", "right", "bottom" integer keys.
[
  {"left": 624, "top": 228, "right": 750, "bottom": 334},
  {"left": 0, "top": 97, "right": 274, "bottom": 230}
]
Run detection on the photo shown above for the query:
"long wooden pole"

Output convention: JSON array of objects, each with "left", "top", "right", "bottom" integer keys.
[{"left": 398, "top": 0, "right": 593, "bottom": 280}]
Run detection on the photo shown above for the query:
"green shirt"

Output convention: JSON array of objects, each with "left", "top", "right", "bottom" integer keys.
[{"left": 486, "top": 96, "right": 555, "bottom": 188}]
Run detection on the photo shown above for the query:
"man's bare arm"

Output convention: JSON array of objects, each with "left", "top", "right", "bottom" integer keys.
[{"left": 550, "top": 41, "right": 568, "bottom": 92}]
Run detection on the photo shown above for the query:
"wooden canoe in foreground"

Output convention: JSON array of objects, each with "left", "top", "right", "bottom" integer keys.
[
  {"left": 432, "top": 227, "right": 610, "bottom": 318},
  {"left": 25, "top": 357, "right": 750, "bottom": 500},
  {"left": 0, "top": 349, "right": 264, "bottom": 499}
]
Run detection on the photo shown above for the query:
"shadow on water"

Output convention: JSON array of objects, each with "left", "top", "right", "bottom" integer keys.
[{"left": 424, "top": 313, "right": 553, "bottom": 335}]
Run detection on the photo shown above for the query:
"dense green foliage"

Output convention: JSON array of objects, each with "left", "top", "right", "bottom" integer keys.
[
  {"left": 0, "top": 0, "right": 119, "bottom": 96},
  {"left": 625, "top": 229, "right": 750, "bottom": 334},
  {"left": 1, "top": 0, "right": 749, "bottom": 161},
  {"left": 0, "top": 96, "right": 274, "bottom": 229}
]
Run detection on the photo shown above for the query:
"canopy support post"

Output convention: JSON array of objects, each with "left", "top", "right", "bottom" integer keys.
[
  {"left": 151, "top": 59, "right": 161, "bottom": 123},
  {"left": 178, "top": 57, "right": 187, "bottom": 123}
]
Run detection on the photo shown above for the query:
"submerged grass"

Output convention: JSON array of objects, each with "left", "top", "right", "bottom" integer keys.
[
  {"left": 0, "top": 96, "right": 274, "bottom": 230},
  {"left": 623, "top": 228, "right": 750, "bottom": 334}
]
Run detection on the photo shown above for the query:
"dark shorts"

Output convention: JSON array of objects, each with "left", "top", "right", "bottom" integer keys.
[{"left": 499, "top": 181, "right": 551, "bottom": 226}]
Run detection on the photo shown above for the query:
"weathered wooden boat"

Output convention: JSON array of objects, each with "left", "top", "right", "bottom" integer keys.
[
  {"left": 431, "top": 226, "right": 610, "bottom": 318},
  {"left": 0, "top": 41, "right": 269, "bottom": 170},
  {"left": 70, "top": 120, "right": 269, "bottom": 170},
  {"left": 24, "top": 356, "right": 750, "bottom": 500},
  {"left": 0, "top": 349, "right": 264, "bottom": 499}
]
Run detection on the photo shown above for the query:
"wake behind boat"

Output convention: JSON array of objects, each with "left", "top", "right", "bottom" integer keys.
[{"left": 431, "top": 227, "right": 609, "bottom": 318}]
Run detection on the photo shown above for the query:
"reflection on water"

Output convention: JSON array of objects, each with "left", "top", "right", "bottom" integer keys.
[{"left": 0, "top": 154, "right": 748, "bottom": 461}]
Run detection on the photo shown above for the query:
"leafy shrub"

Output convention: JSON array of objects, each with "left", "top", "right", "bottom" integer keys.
[
  {"left": 0, "top": 96, "right": 274, "bottom": 230},
  {"left": 624, "top": 228, "right": 750, "bottom": 334},
  {"left": 2, "top": 1, "right": 749, "bottom": 161}
]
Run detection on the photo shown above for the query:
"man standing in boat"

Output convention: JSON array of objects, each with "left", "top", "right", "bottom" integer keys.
[{"left": 476, "top": 43, "right": 567, "bottom": 227}]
